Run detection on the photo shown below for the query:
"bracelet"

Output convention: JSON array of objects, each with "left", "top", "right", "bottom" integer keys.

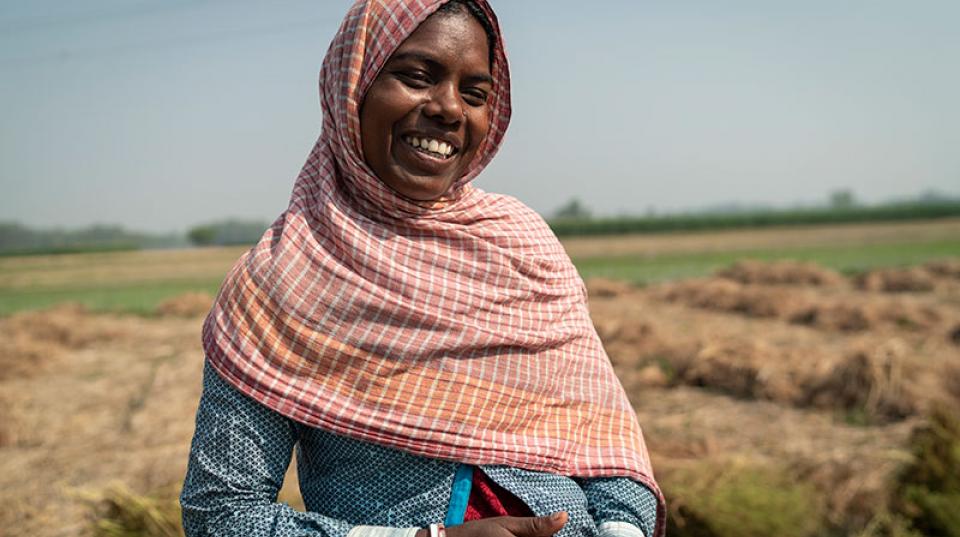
[{"left": 429, "top": 522, "right": 446, "bottom": 537}]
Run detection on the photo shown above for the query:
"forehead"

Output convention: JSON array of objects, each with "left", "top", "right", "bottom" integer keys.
[{"left": 391, "top": 10, "right": 491, "bottom": 72}]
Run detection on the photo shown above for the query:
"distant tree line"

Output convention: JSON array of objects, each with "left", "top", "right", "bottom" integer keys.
[
  {"left": 547, "top": 191, "right": 960, "bottom": 237},
  {"left": 186, "top": 219, "right": 269, "bottom": 246},
  {"left": 3, "top": 190, "right": 958, "bottom": 255},
  {"left": 0, "top": 218, "right": 268, "bottom": 255},
  {"left": 0, "top": 221, "right": 184, "bottom": 256}
]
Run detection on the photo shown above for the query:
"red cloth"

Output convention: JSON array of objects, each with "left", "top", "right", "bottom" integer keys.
[{"left": 464, "top": 467, "right": 533, "bottom": 520}]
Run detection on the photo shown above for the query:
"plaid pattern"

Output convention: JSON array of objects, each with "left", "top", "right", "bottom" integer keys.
[{"left": 201, "top": 1, "right": 663, "bottom": 535}]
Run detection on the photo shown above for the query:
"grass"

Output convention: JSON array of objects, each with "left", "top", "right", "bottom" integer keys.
[
  {"left": 573, "top": 238, "right": 960, "bottom": 284},
  {"left": 896, "top": 405, "right": 960, "bottom": 537},
  {"left": 86, "top": 486, "right": 183, "bottom": 537},
  {"left": 549, "top": 202, "right": 960, "bottom": 237},
  {"left": 664, "top": 461, "right": 824, "bottom": 537},
  {"left": 0, "top": 223, "right": 958, "bottom": 316},
  {"left": 0, "top": 279, "right": 223, "bottom": 316},
  {"left": 0, "top": 247, "right": 240, "bottom": 316}
]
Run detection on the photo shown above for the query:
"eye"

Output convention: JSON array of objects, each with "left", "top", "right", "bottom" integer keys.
[
  {"left": 463, "top": 88, "right": 489, "bottom": 106},
  {"left": 395, "top": 69, "right": 432, "bottom": 88}
]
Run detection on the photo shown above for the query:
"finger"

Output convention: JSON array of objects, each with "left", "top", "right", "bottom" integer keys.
[{"left": 505, "top": 512, "right": 568, "bottom": 537}]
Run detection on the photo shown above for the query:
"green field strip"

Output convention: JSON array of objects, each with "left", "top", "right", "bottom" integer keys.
[
  {"left": 572, "top": 238, "right": 960, "bottom": 284},
  {"left": 1, "top": 238, "right": 957, "bottom": 316},
  {"left": 0, "top": 278, "right": 224, "bottom": 316}
]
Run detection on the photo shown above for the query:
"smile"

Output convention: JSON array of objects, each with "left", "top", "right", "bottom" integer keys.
[{"left": 403, "top": 135, "right": 456, "bottom": 159}]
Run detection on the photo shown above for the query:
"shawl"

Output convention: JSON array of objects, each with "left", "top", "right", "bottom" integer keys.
[{"left": 202, "top": 0, "right": 664, "bottom": 533}]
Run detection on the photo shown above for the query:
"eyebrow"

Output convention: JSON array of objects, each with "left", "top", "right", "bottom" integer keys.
[{"left": 390, "top": 52, "right": 494, "bottom": 85}]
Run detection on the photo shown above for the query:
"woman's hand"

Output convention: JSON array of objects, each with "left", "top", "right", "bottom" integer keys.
[{"left": 416, "top": 512, "right": 568, "bottom": 537}]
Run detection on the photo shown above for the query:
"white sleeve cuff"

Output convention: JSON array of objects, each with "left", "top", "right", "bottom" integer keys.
[
  {"left": 598, "top": 521, "right": 647, "bottom": 537},
  {"left": 347, "top": 526, "right": 421, "bottom": 537}
]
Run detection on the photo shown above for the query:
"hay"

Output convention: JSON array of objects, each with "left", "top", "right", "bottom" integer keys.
[
  {"left": 657, "top": 279, "right": 945, "bottom": 334},
  {"left": 944, "top": 363, "right": 960, "bottom": 403},
  {"left": 585, "top": 277, "right": 638, "bottom": 298},
  {"left": 856, "top": 268, "right": 935, "bottom": 293},
  {"left": 595, "top": 317, "right": 653, "bottom": 346},
  {"left": 806, "top": 339, "right": 915, "bottom": 421},
  {"left": 792, "top": 300, "right": 944, "bottom": 333},
  {"left": 789, "top": 303, "right": 876, "bottom": 332},
  {"left": 656, "top": 279, "right": 803, "bottom": 319},
  {"left": 593, "top": 317, "right": 661, "bottom": 370},
  {"left": 6, "top": 303, "right": 100, "bottom": 347},
  {"left": 950, "top": 324, "right": 960, "bottom": 346},
  {"left": 875, "top": 302, "right": 943, "bottom": 331},
  {"left": 0, "top": 400, "right": 12, "bottom": 448},
  {"left": 717, "top": 259, "right": 845, "bottom": 287},
  {"left": 673, "top": 339, "right": 811, "bottom": 405},
  {"left": 636, "top": 364, "right": 670, "bottom": 387},
  {"left": 643, "top": 388, "right": 917, "bottom": 533},
  {"left": 154, "top": 292, "right": 213, "bottom": 318},
  {"left": 5, "top": 252, "right": 957, "bottom": 536},
  {"left": 924, "top": 258, "right": 960, "bottom": 279},
  {"left": 793, "top": 456, "right": 914, "bottom": 532},
  {"left": 82, "top": 484, "right": 182, "bottom": 537},
  {"left": 662, "top": 459, "right": 824, "bottom": 537},
  {"left": 626, "top": 364, "right": 670, "bottom": 389},
  {"left": 651, "top": 333, "right": 920, "bottom": 422},
  {"left": 895, "top": 406, "right": 960, "bottom": 536},
  {"left": 0, "top": 304, "right": 126, "bottom": 381},
  {"left": 0, "top": 330, "right": 64, "bottom": 381}
]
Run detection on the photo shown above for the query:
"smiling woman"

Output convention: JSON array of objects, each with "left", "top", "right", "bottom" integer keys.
[
  {"left": 181, "top": 2, "right": 665, "bottom": 537},
  {"left": 360, "top": 8, "right": 493, "bottom": 201}
]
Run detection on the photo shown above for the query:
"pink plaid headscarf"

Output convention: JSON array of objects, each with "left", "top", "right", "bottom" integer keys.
[{"left": 203, "top": 0, "right": 663, "bottom": 532}]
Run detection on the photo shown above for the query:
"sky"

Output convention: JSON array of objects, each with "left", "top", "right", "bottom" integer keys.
[{"left": 1, "top": 0, "right": 958, "bottom": 233}]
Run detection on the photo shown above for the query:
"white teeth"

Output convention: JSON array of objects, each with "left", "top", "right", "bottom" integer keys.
[{"left": 404, "top": 136, "right": 454, "bottom": 157}]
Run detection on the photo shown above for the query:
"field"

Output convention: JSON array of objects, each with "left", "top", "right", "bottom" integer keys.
[
  {"left": 3, "top": 219, "right": 959, "bottom": 316},
  {"left": 2, "top": 219, "right": 959, "bottom": 536}
]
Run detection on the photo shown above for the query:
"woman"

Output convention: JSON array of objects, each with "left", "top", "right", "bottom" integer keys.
[{"left": 180, "top": 1, "right": 665, "bottom": 536}]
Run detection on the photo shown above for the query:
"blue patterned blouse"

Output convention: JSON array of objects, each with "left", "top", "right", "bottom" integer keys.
[{"left": 181, "top": 363, "right": 659, "bottom": 537}]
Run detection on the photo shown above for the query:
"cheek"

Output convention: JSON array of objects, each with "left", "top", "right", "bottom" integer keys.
[
  {"left": 360, "top": 96, "right": 393, "bottom": 160},
  {"left": 361, "top": 84, "right": 419, "bottom": 146},
  {"left": 467, "top": 111, "right": 491, "bottom": 154}
]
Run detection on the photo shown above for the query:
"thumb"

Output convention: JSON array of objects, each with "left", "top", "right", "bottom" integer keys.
[{"left": 512, "top": 512, "right": 568, "bottom": 537}]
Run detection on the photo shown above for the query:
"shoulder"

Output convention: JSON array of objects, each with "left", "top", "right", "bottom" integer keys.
[
  {"left": 483, "top": 192, "right": 549, "bottom": 229},
  {"left": 466, "top": 190, "right": 566, "bottom": 256}
]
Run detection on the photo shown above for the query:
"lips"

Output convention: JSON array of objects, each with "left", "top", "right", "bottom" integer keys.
[
  {"left": 403, "top": 135, "right": 456, "bottom": 158},
  {"left": 392, "top": 131, "right": 464, "bottom": 178}
]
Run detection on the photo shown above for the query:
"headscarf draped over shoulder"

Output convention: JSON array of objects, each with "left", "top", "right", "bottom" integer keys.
[{"left": 203, "top": 1, "right": 664, "bottom": 533}]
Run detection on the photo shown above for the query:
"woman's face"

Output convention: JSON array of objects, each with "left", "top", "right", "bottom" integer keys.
[{"left": 359, "top": 10, "right": 493, "bottom": 201}]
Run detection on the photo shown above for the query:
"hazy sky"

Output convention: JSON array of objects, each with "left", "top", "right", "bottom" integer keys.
[{"left": 1, "top": 0, "right": 958, "bottom": 233}]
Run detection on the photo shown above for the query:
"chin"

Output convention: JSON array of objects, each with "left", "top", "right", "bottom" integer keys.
[{"left": 390, "top": 172, "right": 456, "bottom": 201}]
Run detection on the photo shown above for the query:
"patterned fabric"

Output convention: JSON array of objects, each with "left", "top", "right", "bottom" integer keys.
[
  {"left": 464, "top": 467, "right": 533, "bottom": 519},
  {"left": 201, "top": 0, "right": 662, "bottom": 534},
  {"left": 182, "top": 363, "right": 658, "bottom": 537}
]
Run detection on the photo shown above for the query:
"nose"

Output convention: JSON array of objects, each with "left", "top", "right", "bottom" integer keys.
[{"left": 423, "top": 81, "right": 463, "bottom": 125}]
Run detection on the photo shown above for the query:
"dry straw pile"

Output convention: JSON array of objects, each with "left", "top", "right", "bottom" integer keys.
[{"left": 3, "top": 254, "right": 959, "bottom": 536}]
